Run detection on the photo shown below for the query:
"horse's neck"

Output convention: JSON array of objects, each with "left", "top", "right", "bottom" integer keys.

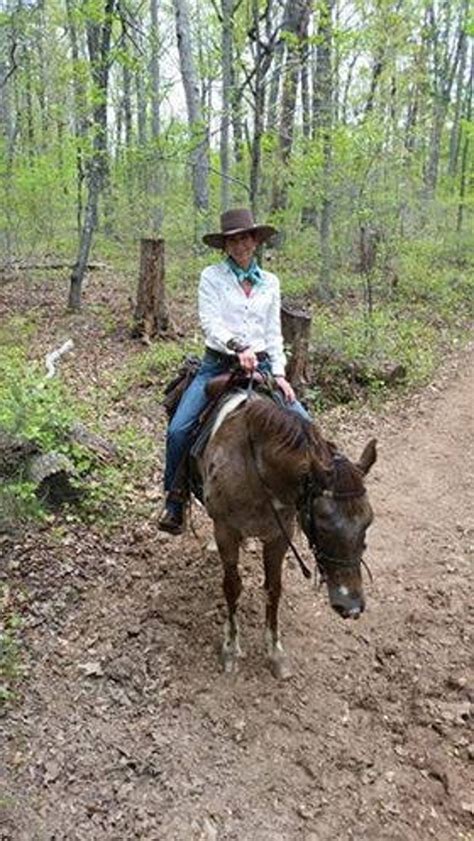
[{"left": 254, "top": 438, "right": 307, "bottom": 503}]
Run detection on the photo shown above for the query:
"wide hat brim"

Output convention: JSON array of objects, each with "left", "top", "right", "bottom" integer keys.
[{"left": 202, "top": 223, "right": 277, "bottom": 249}]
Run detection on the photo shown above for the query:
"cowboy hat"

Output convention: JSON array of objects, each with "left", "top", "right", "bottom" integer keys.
[{"left": 202, "top": 207, "right": 277, "bottom": 249}]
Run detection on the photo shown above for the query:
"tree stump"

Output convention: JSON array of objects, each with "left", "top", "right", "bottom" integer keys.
[
  {"left": 280, "top": 304, "right": 312, "bottom": 395},
  {"left": 133, "top": 238, "right": 169, "bottom": 342}
]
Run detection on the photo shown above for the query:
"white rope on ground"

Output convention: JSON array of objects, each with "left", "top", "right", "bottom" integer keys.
[{"left": 45, "top": 339, "right": 74, "bottom": 379}]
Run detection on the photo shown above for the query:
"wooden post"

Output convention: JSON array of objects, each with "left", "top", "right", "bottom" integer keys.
[
  {"left": 280, "top": 303, "right": 312, "bottom": 395},
  {"left": 133, "top": 238, "right": 169, "bottom": 341}
]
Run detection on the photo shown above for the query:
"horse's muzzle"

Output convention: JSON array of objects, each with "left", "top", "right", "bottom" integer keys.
[
  {"left": 332, "top": 602, "right": 365, "bottom": 620},
  {"left": 329, "top": 586, "right": 365, "bottom": 620}
]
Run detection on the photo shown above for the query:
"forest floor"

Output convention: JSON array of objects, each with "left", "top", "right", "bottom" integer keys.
[{"left": 0, "top": 272, "right": 473, "bottom": 841}]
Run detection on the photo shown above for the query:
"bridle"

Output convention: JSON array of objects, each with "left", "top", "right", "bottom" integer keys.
[{"left": 299, "top": 471, "right": 373, "bottom": 585}]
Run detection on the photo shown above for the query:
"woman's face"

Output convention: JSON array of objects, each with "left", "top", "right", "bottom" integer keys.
[{"left": 224, "top": 231, "right": 258, "bottom": 269}]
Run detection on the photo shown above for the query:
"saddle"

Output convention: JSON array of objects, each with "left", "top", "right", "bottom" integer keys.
[
  {"left": 163, "top": 359, "right": 278, "bottom": 507},
  {"left": 162, "top": 355, "right": 201, "bottom": 420}
]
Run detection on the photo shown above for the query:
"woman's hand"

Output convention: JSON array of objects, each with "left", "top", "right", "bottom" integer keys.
[
  {"left": 237, "top": 348, "right": 258, "bottom": 373},
  {"left": 275, "top": 375, "right": 296, "bottom": 403}
]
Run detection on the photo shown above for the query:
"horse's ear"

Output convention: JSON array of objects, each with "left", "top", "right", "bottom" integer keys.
[{"left": 357, "top": 438, "right": 377, "bottom": 475}]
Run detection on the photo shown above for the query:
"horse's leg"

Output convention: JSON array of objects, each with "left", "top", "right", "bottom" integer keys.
[
  {"left": 263, "top": 536, "right": 292, "bottom": 680},
  {"left": 214, "top": 522, "right": 243, "bottom": 673}
]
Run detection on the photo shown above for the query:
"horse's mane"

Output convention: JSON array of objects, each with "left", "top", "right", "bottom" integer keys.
[
  {"left": 245, "top": 399, "right": 366, "bottom": 498},
  {"left": 245, "top": 398, "right": 327, "bottom": 457}
]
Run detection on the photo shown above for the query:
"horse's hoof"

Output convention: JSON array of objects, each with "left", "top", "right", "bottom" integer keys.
[
  {"left": 221, "top": 642, "right": 243, "bottom": 674},
  {"left": 222, "top": 654, "right": 239, "bottom": 674},
  {"left": 270, "top": 656, "right": 292, "bottom": 681}
]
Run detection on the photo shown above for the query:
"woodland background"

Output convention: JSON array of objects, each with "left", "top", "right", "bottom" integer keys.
[
  {"left": 0, "top": 0, "right": 473, "bottom": 535},
  {"left": 0, "top": 0, "right": 472, "bottom": 300},
  {"left": 1, "top": 6, "right": 473, "bottom": 831}
]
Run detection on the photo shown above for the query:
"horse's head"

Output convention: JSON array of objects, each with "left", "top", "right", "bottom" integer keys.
[{"left": 300, "top": 439, "right": 377, "bottom": 620}]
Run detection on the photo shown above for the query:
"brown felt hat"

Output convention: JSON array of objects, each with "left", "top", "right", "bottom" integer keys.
[{"left": 202, "top": 207, "right": 277, "bottom": 249}]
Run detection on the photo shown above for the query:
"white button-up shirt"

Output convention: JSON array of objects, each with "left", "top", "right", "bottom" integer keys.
[{"left": 198, "top": 261, "right": 286, "bottom": 377}]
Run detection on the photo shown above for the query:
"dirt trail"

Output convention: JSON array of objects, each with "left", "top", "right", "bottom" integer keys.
[{"left": 1, "top": 345, "right": 473, "bottom": 841}]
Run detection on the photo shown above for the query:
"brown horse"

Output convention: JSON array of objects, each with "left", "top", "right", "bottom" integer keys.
[{"left": 196, "top": 393, "right": 377, "bottom": 679}]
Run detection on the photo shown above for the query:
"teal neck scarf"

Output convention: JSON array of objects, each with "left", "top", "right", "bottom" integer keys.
[{"left": 226, "top": 256, "right": 263, "bottom": 288}]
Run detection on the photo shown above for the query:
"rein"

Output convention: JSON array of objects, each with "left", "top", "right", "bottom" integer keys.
[{"left": 245, "top": 376, "right": 312, "bottom": 579}]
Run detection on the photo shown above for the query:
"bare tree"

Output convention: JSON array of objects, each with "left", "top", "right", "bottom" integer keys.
[
  {"left": 68, "top": 0, "right": 117, "bottom": 310},
  {"left": 456, "top": 45, "right": 473, "bottom": 232},
  {"left": 313, "top": 0, "right": 334, "bottom": 300},
  {"left": 65, "top": 0, "right": 89, "bottom": 235},
  {"left": 448, "top": 27, "right": 468, "bottom": 177},
  {"left": 172, "top": 0, "right": 209, "bottom": 235},
  {"left": 271, "top": 0, "right": 311, "bottom": 212},
  {"left": 423, "top": 0, "right": 468, "bottom": 195},
  {"left": 219, "top": 0, "right": 236, "bottom": 210}
]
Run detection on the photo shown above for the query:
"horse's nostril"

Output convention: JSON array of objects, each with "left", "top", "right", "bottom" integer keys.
[
  {"left": 332, "top": 600, "right": 364, "bottom": 620},
  {"left": 333, "top": 603, "right": 350, "bottom": 619}
]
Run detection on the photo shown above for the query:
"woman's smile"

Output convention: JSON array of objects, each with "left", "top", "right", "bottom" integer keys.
[{"left": 225, "top": 232, "right": 258, "bottom": 269}]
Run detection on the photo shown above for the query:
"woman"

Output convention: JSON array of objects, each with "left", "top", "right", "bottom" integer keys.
[{"left": 159, "top": 207, "right": 310, "bottom": 535}]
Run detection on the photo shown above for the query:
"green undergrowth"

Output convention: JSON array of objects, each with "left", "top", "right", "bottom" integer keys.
[
  {"left": 282, "top": 231, "right": 472, "bottom": 409},
  {"left": 109, "top": 336, "right": 201, "bottom": 400},
  {"left": 0, "top": 348, "right": 77, "bottom": 450},
  {"left": 0, "top": 346, "right": 157, "bottom": 531}
]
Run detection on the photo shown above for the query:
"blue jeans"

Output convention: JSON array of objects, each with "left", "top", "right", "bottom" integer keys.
[{"left": 164, "top": 351, "right": 311, "bottom": 504}]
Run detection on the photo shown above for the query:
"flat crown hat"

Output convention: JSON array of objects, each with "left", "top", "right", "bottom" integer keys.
[{"left": 202, "top": 208, "right": 277, "bottom": 249}]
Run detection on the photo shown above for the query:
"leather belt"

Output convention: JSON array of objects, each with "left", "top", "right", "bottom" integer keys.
[{"left": 205, "top": 346, "right": 269, "bottom": 363}]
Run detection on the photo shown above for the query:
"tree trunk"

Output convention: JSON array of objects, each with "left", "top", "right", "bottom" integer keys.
[
  {"left": 150, "top": 0, "right": 160, "bottom": 140},
  {"left": 448, "top": 31, "right": 468, "bottom": 177},
  {"left": 136, "top": 60, "right": 147, "bottom": 147},
  {"left": 362, "top": 49, "right": 384, "bottom": 120},
  {"left": 423, "top": 2, "right": 467, "bottom": 195},
  {"left": 149, "top": 0, "right": 164, "bottom": 234},
  {"left": 65, "top": 0, "right": 88, "bottom": 235},
  {"left": 281, "top": 304, "right": 312, "bottom": 395},
  {"left": 172, "top": 0, "right": 209, "bottom": 229},
  {"left": 313, "top": 0, "right": 334, "bottom": 301},
  {"left": 122, "top": 57, "right": 133, "bottom": 149},
  {"left": 456, "top": 46, "right": 473, "bottom": 232},
  {"left": 301, "top": 31, "right": 311, "bottom": 140},
  {"left": 249, "top": 0, "right": 265, "bottom": 215},
  {"left": 271, "top": 0, "right": 311, "bottom": 212},
  {"left": 266, "top": 34, "right": 285, "bottom": 134},
  {"left": 220, "top": 0, "right": 234, "bottom": 210},
  {"left": 68, "top": 0, "right": 116, "bottom": 310},
  {"left": 230, "top": 61, "right": 244, "bottom": 163},
  {"left": 133, "top": 238, "right": 169, "bottom": 341}
]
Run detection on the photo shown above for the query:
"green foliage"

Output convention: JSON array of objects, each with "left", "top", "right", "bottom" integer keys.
[
  {"left": 0, "top": 348, "right": 76, "bottom": 449},
  {"left": 398, "top": 234, "right": 474, "bottom": 322},
  {"left": 110, "top": 337, "right": 201, "bottom": 400},
  {"left": 303, "top": 227, "right": 473, "bottom": 407},
  {"left": 0, "top": 347, "right": 79, "bottom": 525},
  {"left": 313, "top": 305, "right": 438, "bottom": 388}
]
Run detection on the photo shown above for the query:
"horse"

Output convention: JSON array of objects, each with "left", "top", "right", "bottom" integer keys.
[{"left": 195, "top": 391, "right": 377, "bottom": 679}]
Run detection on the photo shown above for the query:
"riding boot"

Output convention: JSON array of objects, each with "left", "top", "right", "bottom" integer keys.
[{"left": 158, "top": 499, "right": 185, "bottom": 535}]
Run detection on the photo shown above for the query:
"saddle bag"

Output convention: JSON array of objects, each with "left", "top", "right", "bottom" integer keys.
[{"left": 162, "top": 355, "right": 202, "bottom": 420}]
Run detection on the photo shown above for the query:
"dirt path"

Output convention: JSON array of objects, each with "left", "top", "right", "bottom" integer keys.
[{"left": 1, "top": 345, "right": 473, "bottom": 841}]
